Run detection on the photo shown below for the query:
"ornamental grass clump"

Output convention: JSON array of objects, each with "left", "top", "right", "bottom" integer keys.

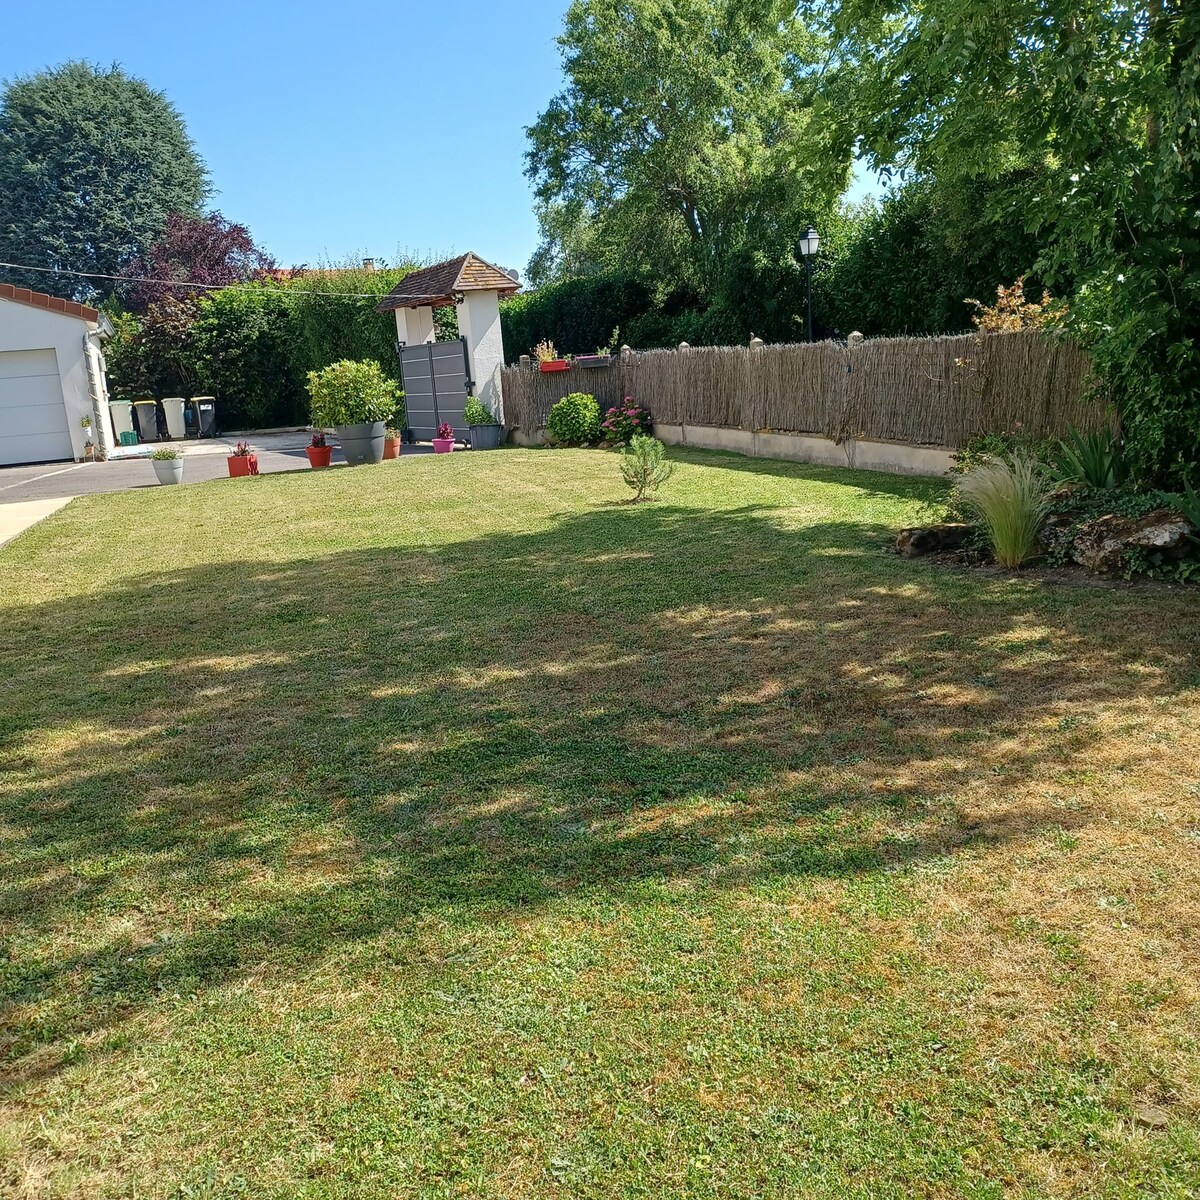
[
  {"left": 620, "top": 434, "right": 672, "bottom": 501},
  {"left": 957, "top": 452, "right": 1053, "bottom": 569}
]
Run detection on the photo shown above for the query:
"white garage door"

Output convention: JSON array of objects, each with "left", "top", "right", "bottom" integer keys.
[{"left": 0, "top": 348, "right": 73, "bottom": 466}]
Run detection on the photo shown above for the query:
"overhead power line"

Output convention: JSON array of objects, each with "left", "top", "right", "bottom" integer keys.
[{"left": 0, "top": 260, "right": 392, "bottom": 300}]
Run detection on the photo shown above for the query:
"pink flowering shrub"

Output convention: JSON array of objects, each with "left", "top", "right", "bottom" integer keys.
[{"left": 600, "top": 398, "right": 652, "bottom": 445}]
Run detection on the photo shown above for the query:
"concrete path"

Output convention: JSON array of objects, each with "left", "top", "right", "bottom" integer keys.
[
  {"left": 0, "top": 432, "right": 434, "bottom": 505},
  {"left": 0, "top": 497, "right": 73, "bottom": 548}
]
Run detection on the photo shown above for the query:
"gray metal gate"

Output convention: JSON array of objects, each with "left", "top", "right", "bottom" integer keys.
[{"left": 396, "top": 338, "right": 472, "bottom": 440}]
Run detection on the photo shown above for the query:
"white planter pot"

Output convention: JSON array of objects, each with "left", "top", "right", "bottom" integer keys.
[{"left": 152, "top": 458, "right": 184, "bottom": 485}]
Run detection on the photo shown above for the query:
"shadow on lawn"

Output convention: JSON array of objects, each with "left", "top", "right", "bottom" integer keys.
[{"left": 1, "top": 500, "right": 1195, "bottom": 1080}]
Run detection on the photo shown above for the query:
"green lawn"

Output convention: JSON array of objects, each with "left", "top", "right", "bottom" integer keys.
[{"left": 1, "top": 448, "right": 1198, "bottom": 1199}]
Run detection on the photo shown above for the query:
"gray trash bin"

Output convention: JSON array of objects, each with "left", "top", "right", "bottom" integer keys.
[
  {"left": 191, "top": 396, "right": 217, "bottom": 438},
  {"left": 132, "top": 399, "right": 160, "bottom": 442}
]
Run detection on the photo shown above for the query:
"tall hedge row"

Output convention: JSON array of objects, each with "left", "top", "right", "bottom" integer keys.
[
  {"left": 104, "top": 267, "right": 458, "bottom": 430},
  {"left": 500, "top": 274, "right": 653, "bottom": 363}
]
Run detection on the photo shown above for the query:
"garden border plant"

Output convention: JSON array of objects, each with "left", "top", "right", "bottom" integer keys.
[{"left": 547, "top": 392, "right": 602, "bottom": 446}]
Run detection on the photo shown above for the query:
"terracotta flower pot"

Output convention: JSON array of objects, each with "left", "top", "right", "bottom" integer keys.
[
  {"left": 228, "top": 454, "right": 258, "bottom": 478},
  {"left": 382, "top": 436, "right": 402, "bottom": 460},
  {"left": 432, "top": 438, "right": 456, "bottom": 454},
  {"left": 306, "top": 445, "right": 333, "bottom": 469},
  {"left": 539, "top": 359, "right": 570, "bottom": 373}
]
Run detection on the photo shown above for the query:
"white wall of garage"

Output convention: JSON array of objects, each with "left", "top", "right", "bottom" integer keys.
[{"left": 0, "top": 295, "right": 106, "bottom": 465}]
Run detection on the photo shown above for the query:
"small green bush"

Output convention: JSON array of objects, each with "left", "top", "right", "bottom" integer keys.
[
  {"left": 956, "top": 453, "right": 1052, "bottom": 569},
  {"left": 150, "top": 447, "right": 179, "bottom": 461},
  {"left": 464, "top": 397, "right": 498, "bottom": 426},
  {"left": 307, "top": 359, "right": 398, "bottom": 428},
  {"left": 1053, "top": 427, "right": 1126, "bottom": 489},
  {"left": 547, "top": 392, "right": 602, "bottom": 445},
  {"left": 620, "top": 434, "right": 673, "bottom": 501},
  {"left": 950, "top": 430, "right": 1055, "bottom": 475},
  {"left": 600, "top": 399, "right": 652, "bottom": 444}
]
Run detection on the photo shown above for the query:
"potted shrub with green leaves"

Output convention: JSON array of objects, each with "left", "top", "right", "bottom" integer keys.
[
  {"left": 383, "top": 425, "right": 403, "bottom": 459},
  {"left": 464, "top": 397, "right": 503, "bottom": 450},
  {"left": 151, "top": 447, "right": 184, "bottom": 485},
  {"left": 547, "top": 392, "right": 602, "bottom": 446},
  {"left": 433, "top": 422, "right": 457, "bottom": 454},
  {"left": 306, "top": 432, "right": 332, "bottom": 469},
  {"left": 307, "top": 359, "right": 398, "bottom": 467},
  {"left": 227, "top": 440, "right": 258, "bottom": 478},
  {"left": 535, "top": 339, "right": 569, "bottom": 373}
]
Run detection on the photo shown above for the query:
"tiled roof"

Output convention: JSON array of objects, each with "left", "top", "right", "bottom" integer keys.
[
  {"left": 0, "top": 283, "right": 100, "bottom": 323},
  {"left": 376, "top": 253, "right": 520, "bottom": 311}
]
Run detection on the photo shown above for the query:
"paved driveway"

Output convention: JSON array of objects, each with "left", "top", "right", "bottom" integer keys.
[{"left": 0, "top": 432, "right": 430, "bottom": 505}]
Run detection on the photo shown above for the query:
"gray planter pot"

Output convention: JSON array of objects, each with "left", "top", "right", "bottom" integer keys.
[
  {"left": 468, "top": 423, "right": 505, "bottom": 451},
  {"left": 336, "top": 420, "right": 386, "bottom": 467},
  {"left": 152, "top": 458, "right": 184, "bottom": 485}
]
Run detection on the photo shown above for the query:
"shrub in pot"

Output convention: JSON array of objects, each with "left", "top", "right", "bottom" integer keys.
[
  {"left": 307, "top": 359, "right": 399, "bottom": 467},
  {"left": 464, "top": 397, "right": 504, "bottom": 450},
  {"left": 306, "top": 431, "right": 332, "bottom": 469},
  {"left": 151, "top": 447, "right": 184, "bottom": 485},
  {"left": 547, "top": 393, "right": 602, "bottom": 446},
  {"left": 227, "top": 440, "right": 259, "bottom": 478},
  {"left": 432, "top": 422, "right": 457, "bottom": 454},
  {"left": 383, "top": 425, "right": 403, "bottom": 460}
]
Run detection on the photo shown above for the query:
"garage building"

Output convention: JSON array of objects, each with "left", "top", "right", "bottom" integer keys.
[{"left": 0, "top": 283, "right": 114, "bottom": 466}]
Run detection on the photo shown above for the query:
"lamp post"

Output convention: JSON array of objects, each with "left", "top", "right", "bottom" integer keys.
[{"left": 795, "top": 224, "right": 820, "bottom": 343}]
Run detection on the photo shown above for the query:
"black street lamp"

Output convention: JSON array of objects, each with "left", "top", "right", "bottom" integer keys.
[{"left": 795, "top": 225, "right": 820, "bottom": 343}]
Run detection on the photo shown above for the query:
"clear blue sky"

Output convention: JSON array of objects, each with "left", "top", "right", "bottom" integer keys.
[{"left": 2, "top": 1, "right": 877, "bottom": 277}]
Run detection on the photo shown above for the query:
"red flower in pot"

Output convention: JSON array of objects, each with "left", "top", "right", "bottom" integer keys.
[
  {"left": 306, "top": 431, "right": 333, "bottom": 469},
  {"left": 227, "top": 440, "right": 259, "bottom": 478},
  {"left": 432, "top": 422, "right": 456, "bottom": 454}
]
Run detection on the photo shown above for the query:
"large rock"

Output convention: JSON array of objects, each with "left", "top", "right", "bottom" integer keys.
[
  {"left": 1071, "top": 508, "right": 1193, "bottom": 574},
  {"left": 896, "top": 523, "right": 972, "bottom": 557}
]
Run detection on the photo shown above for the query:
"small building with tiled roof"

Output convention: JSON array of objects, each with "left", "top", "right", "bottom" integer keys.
[
  {"left": 378, "top": 253, "right": 519, "bottom": 426},
  {"left": 0, "top": 283, "right": 114, "bottom": 464},
  {"left": 376, "top": 252, "right": 520, "bottom": 312}
]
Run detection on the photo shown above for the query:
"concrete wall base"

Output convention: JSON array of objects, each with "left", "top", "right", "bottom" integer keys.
[
  {"left": 507, "top": 421, "right": 954, "bottom": 477},
  {"left": 654, "top": 423, "right": 954, "bottom": 477}
]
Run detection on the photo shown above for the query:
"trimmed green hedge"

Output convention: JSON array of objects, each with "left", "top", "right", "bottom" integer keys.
[
  {"left": 500, "top": 274, "right": 653, "bottom": 363},
  {"left": 104, "top": 267, "right": 459, "bottom": 431}
]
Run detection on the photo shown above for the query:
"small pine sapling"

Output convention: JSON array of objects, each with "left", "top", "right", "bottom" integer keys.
[{"left": 620, "top": 434, "right": 672, "bottom": 501}]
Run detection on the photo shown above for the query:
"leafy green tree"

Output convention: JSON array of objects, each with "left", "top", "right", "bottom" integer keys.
[
  {"left": 819, "top": 0, "right": 1199, "bottom": 482},
  {"left": 526, "top": 0, "right": 847, "bottom": 292},
  {"left": 0, "top": 62, "right": 207, "bottom": 299},
  {"left": 816, "top": 174, "right": 1051, "bottom": 337}
]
